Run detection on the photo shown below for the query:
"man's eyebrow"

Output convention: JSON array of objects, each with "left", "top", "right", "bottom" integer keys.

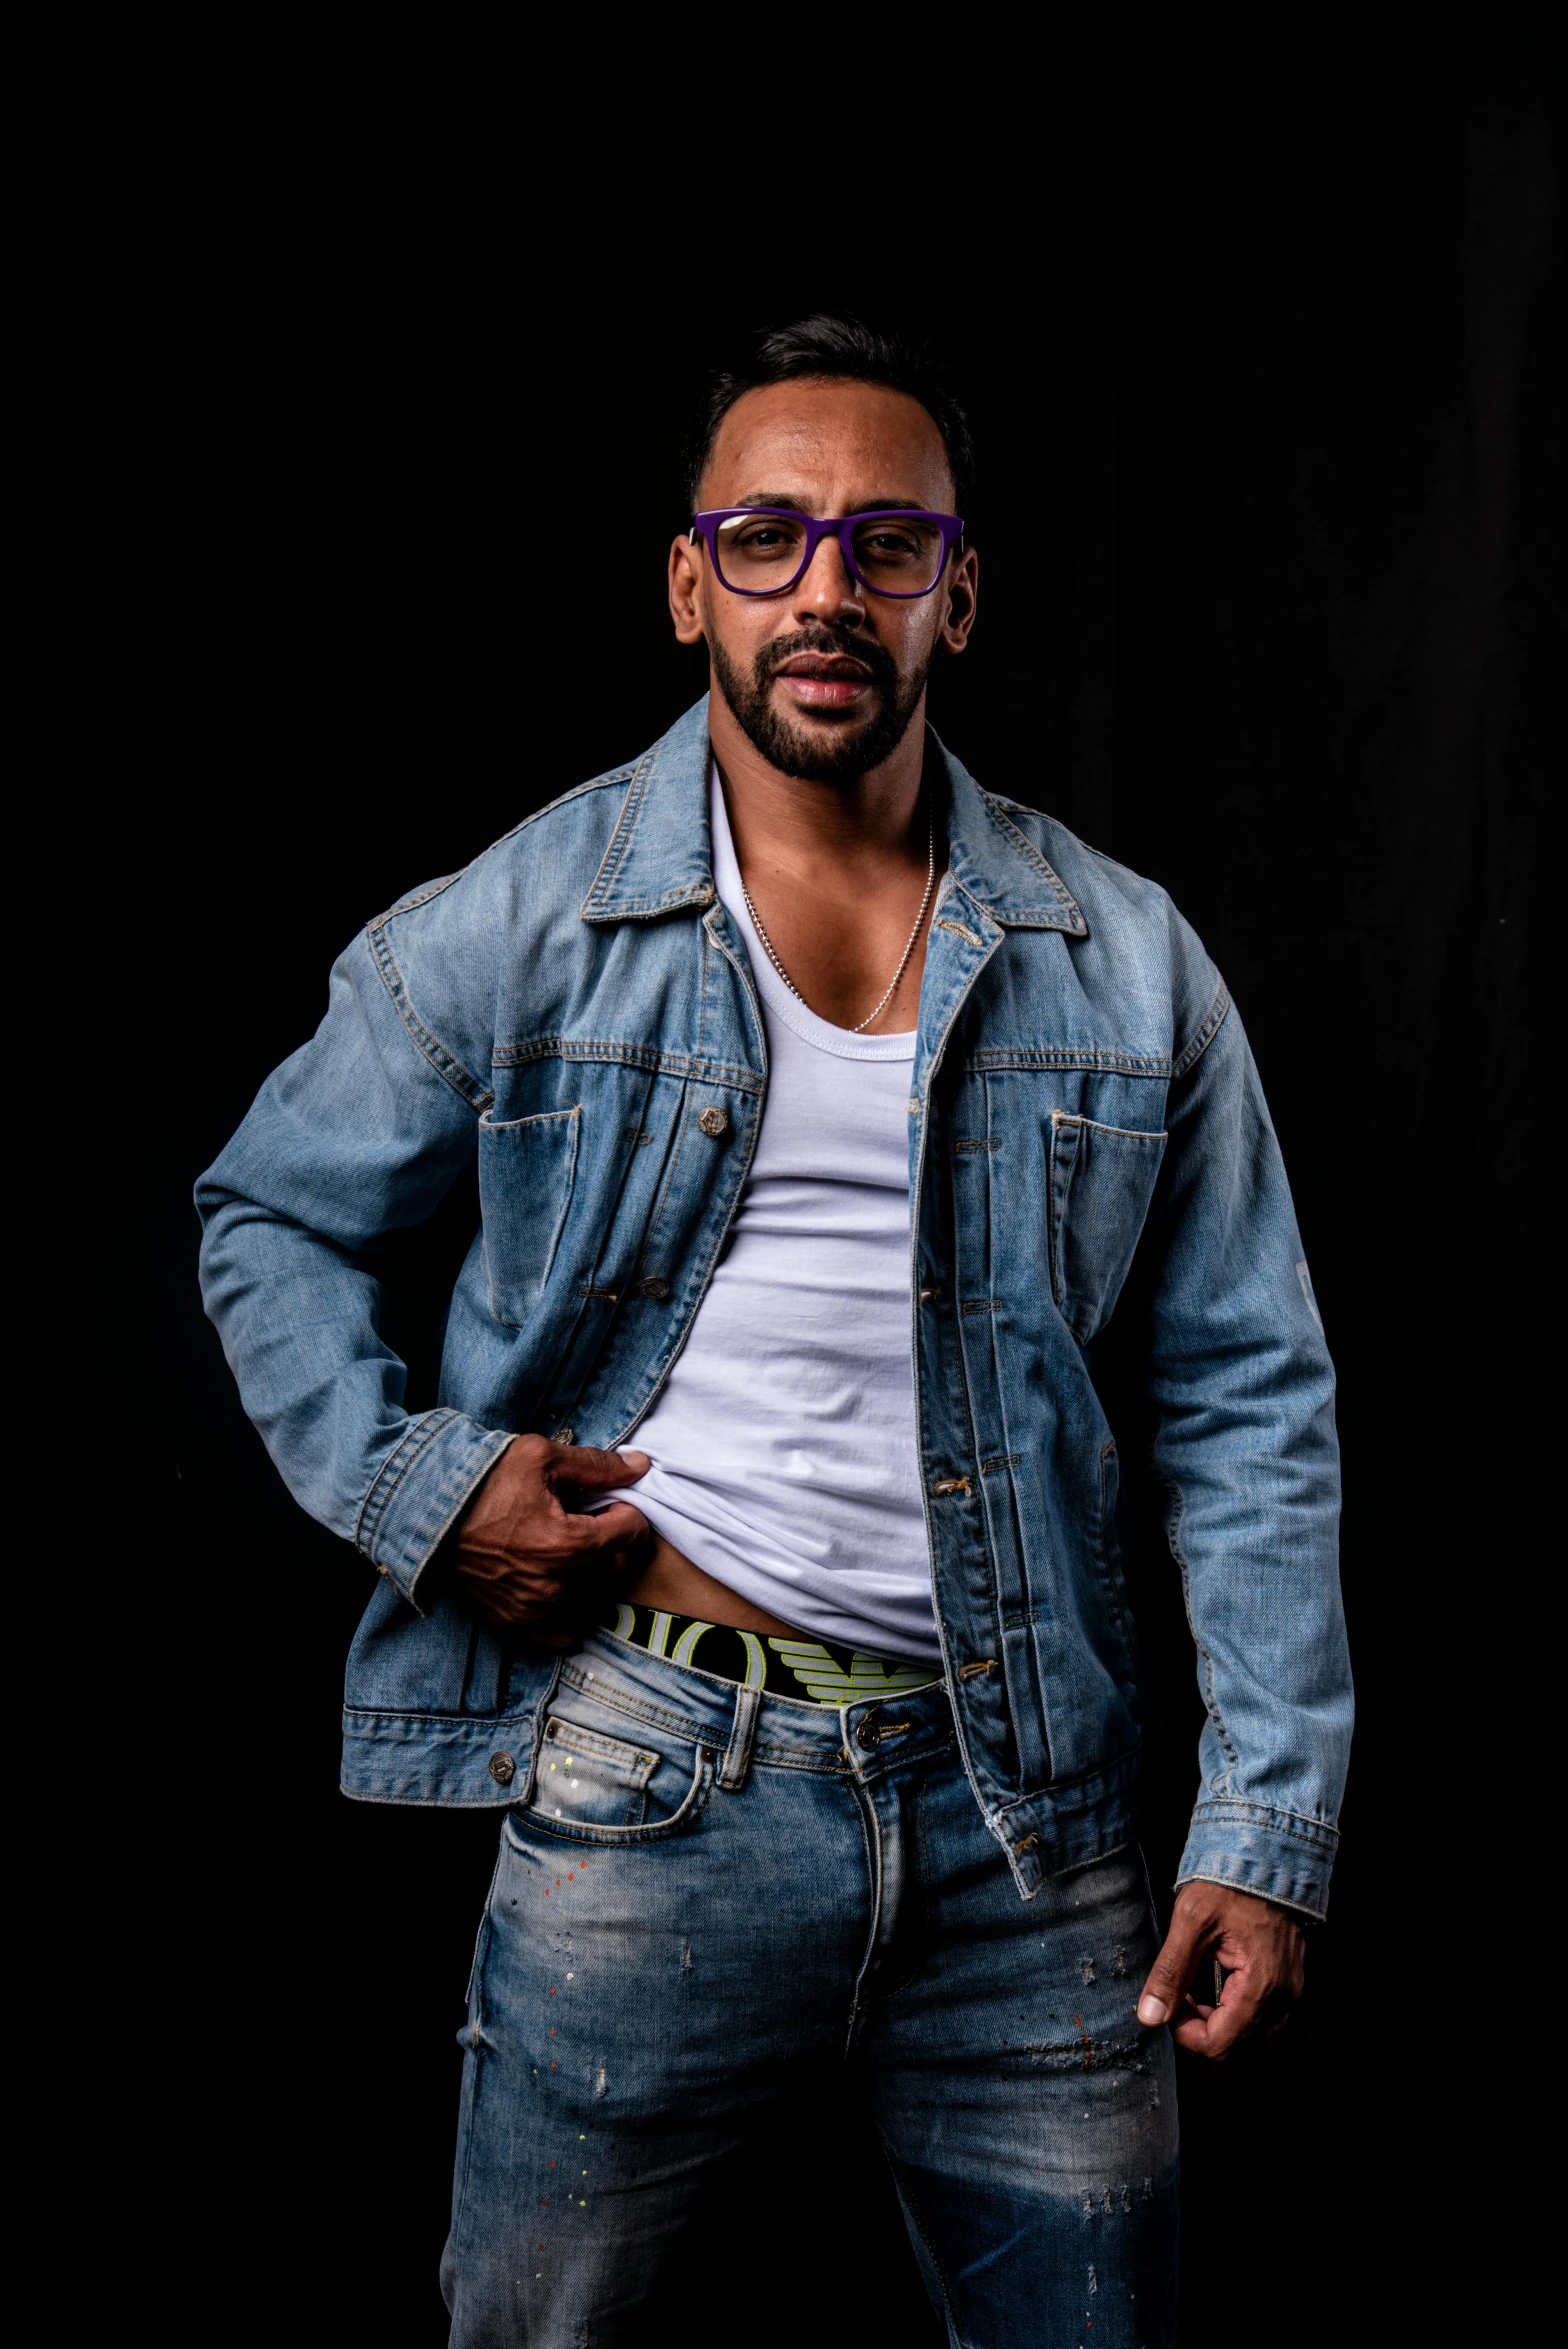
[{"left": 726, "top": 494, "right": 933, "bottom": 515}]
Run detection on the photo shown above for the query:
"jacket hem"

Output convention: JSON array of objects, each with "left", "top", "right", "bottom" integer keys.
[
  {"left": 992, "top": 1745, "right": 1142, "bottom": 1899},
  {"left": 341, "top": 1701, "right": 549, "bottom": 1807}
]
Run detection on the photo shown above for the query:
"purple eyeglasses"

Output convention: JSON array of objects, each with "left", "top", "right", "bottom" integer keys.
[{"left": 690, "top": 507, "right": 965, "bottom": 600}]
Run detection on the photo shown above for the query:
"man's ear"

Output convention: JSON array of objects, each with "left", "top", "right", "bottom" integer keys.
[
  {"left": 669, "top": 533, "right": 708, "bottom": 646},
  {"left": 939, "top": 547, "right": 980, "bottom": 654}
]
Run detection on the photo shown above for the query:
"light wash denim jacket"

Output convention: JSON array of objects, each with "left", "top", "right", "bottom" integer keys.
[{"left": 198, "top": 697, "right": 1351, "bottom": 1915}]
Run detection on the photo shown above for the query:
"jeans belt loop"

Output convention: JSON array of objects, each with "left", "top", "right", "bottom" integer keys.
[{"left": 718, "top": 1683, "right": 761, "bottom": 1792}]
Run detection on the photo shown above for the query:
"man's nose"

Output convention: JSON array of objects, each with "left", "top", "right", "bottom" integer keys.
[{"left": 789, "top": 530, "right": 865, "bottom": 626}]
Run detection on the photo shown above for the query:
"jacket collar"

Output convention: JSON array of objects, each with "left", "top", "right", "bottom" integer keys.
[{"left": 580, "top": 694, "right": 1086, "bottom": 936}]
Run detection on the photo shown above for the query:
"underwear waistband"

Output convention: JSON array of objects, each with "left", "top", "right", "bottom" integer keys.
[{"left": 600, "top": 1601, "right": 941, "bottom": 1707}]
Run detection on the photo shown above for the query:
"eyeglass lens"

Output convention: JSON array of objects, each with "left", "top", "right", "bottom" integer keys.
[{"left": 713, "top": 513, "right": 947, "bottom": 595}]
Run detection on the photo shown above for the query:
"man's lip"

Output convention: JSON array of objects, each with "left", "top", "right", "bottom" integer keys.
[
  {"left": 775, "top": 671, "right": 874, "bottom": 709},
  {"left": 773, "top": 655, "right": 872, "bottom": 680}
]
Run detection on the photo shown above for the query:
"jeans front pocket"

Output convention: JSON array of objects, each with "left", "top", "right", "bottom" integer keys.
[
  {"left": 477, "top": 1105, "right": 580, "bottom": 1326},
  {"left": 1048, "top": 1112, "right": 1168, "bottom": 1343},
  {"left": 512, "top": 1693, "right": 714, "bottom": 1847},
  {"left": 531, "top": 1710, "right": 659, "bottom": 1830}
]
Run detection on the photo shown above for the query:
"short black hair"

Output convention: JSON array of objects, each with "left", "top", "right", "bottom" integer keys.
[{"left": 686, "top": 315, "right": 973, "bottom": 518}]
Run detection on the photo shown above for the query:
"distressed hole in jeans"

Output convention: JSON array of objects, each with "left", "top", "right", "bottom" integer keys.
[
  {"left": 1080, "top": 1957, "right": 1096, "bottom": 1984},
  {"left": 594, "top": 2066, "right": 608, "bottom": 2099}
]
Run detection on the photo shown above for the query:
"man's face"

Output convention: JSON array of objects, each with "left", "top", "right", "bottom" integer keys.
[{"left": 669, "top": 379, "right": 977, "bottom": 784}]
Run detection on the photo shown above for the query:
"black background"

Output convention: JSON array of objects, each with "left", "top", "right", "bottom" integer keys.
[{"left": 128, "top": 15, "right": 1558, "bottom": 2344}]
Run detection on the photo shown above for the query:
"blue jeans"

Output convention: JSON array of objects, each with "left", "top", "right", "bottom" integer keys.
[{"left": 441, "top": 1631, "right": 1179, "bottom": 2347}]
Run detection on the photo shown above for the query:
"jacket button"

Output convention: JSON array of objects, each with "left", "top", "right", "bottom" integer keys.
[
  {"left": 697, "top": 1106, "right": 731, "bottom": 1140},
  {"left": 488, "top": 1752, "right": 516, "bottom": 1786},
  {"left": 553, "top": 1427, "right": 575, "bottom": 1447},
  {"left": 636, "top": 1275, "right": 671, "bottom": 1301}
]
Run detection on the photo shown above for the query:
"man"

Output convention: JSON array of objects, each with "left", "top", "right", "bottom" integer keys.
[{"left": 199, "top": 316, "right": 1351, "bottom": 2346}]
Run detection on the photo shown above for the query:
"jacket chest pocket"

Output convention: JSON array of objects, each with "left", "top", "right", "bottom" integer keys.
[
  {"left": 1049, "top": 1112, "right": 1168, "bottom": 1343},
  {"left": 477, "top": 1106, "right": 580, "bottom": 1327}
]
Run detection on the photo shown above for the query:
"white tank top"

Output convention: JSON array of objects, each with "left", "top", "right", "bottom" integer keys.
[{"left": 603, "top": 767, "right": 940, "bottom": 1663}]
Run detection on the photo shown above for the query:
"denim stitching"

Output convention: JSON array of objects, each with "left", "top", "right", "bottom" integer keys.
[
  {"left": 633, "top": 1080, "right": 691, "bottom": 1279},
  {"left": 365, "top": 923, "right": 494, "bottom": 1111},
  {"left": 968, "top": 1046, "right": 1176, "bottom": 1075},
  {"left": 992, "top": 1744, "right": 1140, "bottom": 1813},
  {"left": 584, "top": 884, "right": 717, "bottom": 918},
  {"left": 449, "top": 1838, "right": 505, "bottom": 2258},
  {"left": 509, "top": 1749, "right": 714, "bottom": 1846},
  {"left": 1162, "top": 1478, "right": 1241, "bottom": 1777},
  {"left": 1051, "top": 1112, "right": 1168, "bottom": 1145},
  {"left": 976, "top": 791, "right": 1086, "bottom": 928},
  {"left": 845, "top": 1766, "right": 884, "bottom": 2056},
  {"left": 555, "top": 1666, "right": 949, "bottom": 1768},
  {"left": 492, "top": 1037, "right": 764, "bottom": 1093},
  {"left": 578, "top": 734, "right": 724, "bottom": 918},
  {"left": 580, "top": 748, "right": 655, "bottom": 911},
  {"left": 905, "top": 971, "right": 1008, "bottom": 1818},
  {"left": 875, "top": 2135, "right": 969, "bottom": 2344},
  {"left": 354, "top": 1408, "right": 461, "bottom": 1561},
  {"left": 555, "top": 1667, "right": 737, "bottom": 1742},
  {"left": 1186, "top": 1798, "right": 1341, "bottom": 1844},
  {"left": 1096, "top": 1440, "right": 1137, "bottom": 1660},
  {"left": 1171, "top": 980, "right": 1231, "bottom": 1078},
  {"left": 1174, "top": 1867, "right": 1328, "bottom": 1922},
  {"left": 706, "top": 903, "right": 770, "bottom": 1078}
]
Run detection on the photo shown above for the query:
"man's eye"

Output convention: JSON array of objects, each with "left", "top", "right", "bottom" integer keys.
[{"left": 860, "top": 529, "right": 923, "bottom": 559}]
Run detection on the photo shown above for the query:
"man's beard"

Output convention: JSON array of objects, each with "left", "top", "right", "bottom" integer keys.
[{"left": 709, "top": 625, "right": 931, "bottom": 784}]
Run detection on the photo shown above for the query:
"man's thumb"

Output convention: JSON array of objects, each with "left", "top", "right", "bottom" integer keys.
[
  {"left": 554, "top": 1443, "right": 651, "bottom": 1489},
  {"left": 1138, "top": 1906, "right": 1207, "bottom": 2027}
]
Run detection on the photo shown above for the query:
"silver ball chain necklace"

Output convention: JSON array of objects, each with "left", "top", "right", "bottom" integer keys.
[{"left": 740, "top": 808, "right": 937, "bottom": 1035}]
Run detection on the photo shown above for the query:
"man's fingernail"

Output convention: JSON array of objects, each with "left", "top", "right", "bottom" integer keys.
[
  {"left": 620, "top": 1450, "right": 651, "bottom": 1472},
  {"left": 1138, "top": 1995, "right": 1169, "bottom": 2027}
]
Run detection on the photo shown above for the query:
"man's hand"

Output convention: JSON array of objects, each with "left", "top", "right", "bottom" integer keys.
[
  {"left": 442, "top": 1436, "right": 653, "bottom": 1645},
  {"left": 1137, "top": 1881, "right": 1306, "bottom": 2060}
]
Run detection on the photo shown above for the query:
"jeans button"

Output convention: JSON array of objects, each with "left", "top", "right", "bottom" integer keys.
[
  {"left": 855, "top": 1718, "right": 880, "bottom": 1751},
  {"left": 636, "top": 1275, "right": 671, "bottom": 1301},
  {"left": 488, "top": 1752, "right": 516, "bottom": 1786}
]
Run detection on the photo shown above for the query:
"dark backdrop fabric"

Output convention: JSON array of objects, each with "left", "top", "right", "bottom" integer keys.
[{"left": 128, "top": 17, "right": 1559, "bottom": 2344}]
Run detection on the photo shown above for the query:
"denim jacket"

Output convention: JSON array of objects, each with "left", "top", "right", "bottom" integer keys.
[{"left": 198, "top": 697, "right": 1351, "bottom": 1915}]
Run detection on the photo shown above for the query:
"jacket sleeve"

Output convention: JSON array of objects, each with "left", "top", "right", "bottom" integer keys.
[
  {"left": 195, "top": 921, "right": 513, "bottom": 1608},
  {"left": 1142, "top": 988, "right": 1352, "bottom": 1920}
]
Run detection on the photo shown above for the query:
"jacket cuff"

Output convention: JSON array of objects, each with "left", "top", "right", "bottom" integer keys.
[
  {"left": 1176, "top": 1800, "right": 1340, "bottom": 1922},
  {"left": 355, "top": 1409, "right": 516, "bottom": 1611}
]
